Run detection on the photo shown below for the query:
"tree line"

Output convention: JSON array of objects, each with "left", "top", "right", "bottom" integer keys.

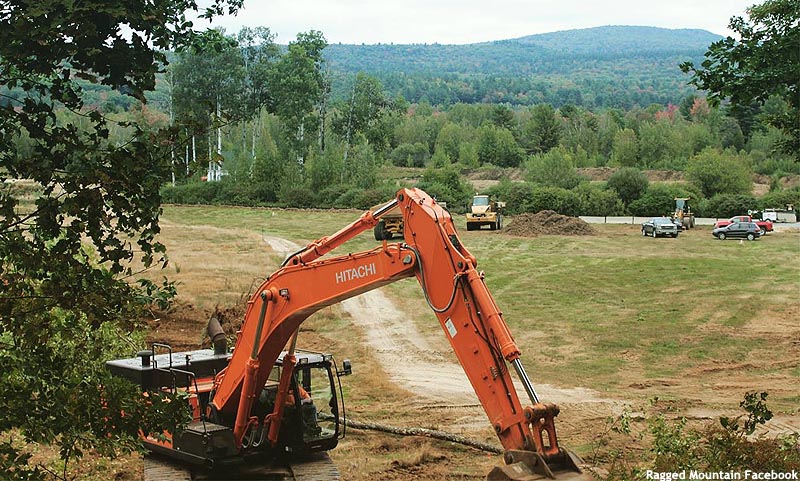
[{"left": 158, "top": 25, "right": 798, "bottom": 218}]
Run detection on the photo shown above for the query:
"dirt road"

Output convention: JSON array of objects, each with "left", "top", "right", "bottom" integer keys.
[{"left": 262, "top": 235, "right": 623, "bottom": 422}]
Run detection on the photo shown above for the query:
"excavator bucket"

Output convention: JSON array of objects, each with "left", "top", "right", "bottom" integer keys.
[{"left": 487, "top": 449, "right": 594, "bottom": 481}]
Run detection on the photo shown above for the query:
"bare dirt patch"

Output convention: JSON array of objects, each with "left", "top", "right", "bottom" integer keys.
[
  {"left": 577, "top": 167, "right": 685, "bottom": 183},
  {"left": 505, "top": 211, "right": 597, "bottom": 237}
]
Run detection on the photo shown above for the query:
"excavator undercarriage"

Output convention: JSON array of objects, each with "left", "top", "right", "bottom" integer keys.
[{"left": 144, "top": 451, "right": 339, "bottom": 481}]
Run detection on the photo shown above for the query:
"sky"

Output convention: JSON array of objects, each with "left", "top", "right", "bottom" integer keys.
[{"left": 194, "top": 0, "right": 756, "bottom": 44}]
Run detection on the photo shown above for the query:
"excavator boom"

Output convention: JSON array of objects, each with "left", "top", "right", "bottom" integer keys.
[
  {"left": 211, "top": 187, "right": 586, "bottom": 478},
  {"left": 109, "top": 187, "right": 588, "bottom": 480}
]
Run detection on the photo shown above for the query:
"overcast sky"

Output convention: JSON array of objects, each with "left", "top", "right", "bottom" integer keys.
[{"left": 194, "top": 0, "right": 755, "bottom": 44}]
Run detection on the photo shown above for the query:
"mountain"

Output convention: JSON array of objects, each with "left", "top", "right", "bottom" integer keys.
[
  {"left": 323, "top": 26, "right": 723, "bottom": 109},
  {"left": 508, "top": 26, "right": 721, "bottom": 56}
]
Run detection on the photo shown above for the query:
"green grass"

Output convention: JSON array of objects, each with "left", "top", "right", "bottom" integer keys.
[{"left": 160, "top": 205, "right": 800, "bottom": 402}]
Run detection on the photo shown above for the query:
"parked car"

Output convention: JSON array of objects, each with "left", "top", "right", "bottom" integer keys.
[
  {"left": 713, "top": 215, "right": 773, "bottom": 235},
  {"left": 642, "top": 217, "right": 679, "bottom": 238},
  {"left": 712, "top": 222, "right": 763, "bottom": 241}
]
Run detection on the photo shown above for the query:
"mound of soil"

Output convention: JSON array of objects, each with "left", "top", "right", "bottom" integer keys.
[
  {"left": 504, "top": 210, "right": 596, "bottom": 237},
  {"left": 147, "top": 301, "right": 246, "bottom": 351}
]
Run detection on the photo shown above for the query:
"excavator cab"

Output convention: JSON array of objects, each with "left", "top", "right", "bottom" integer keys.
[
  {"left": 256, "top": 352, "right": 345, "bottom": 454},
  {"left": 106, "top": 345, "right": 350, "bottom": 467}
]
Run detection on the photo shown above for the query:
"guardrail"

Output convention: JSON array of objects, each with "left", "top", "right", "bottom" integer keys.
[{"left": 578, "top": 216, "right": 720, "bottom": 226}]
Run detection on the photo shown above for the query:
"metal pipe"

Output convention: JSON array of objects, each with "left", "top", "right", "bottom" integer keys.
[
  {"left": 207, "top": 316, "right": 227, "bottom": 355},
  {"left": 372, "top": 198, "right": 399, "bottom": 219},
  {"left": 234, "top": 290, "right": 273, "bottom": 447},
  {"left": 287, "top": 328, "right": 299, "bottom": 356},
  {"left": 250, "top": 291, "right": 269, "bottom": 359},
  {"left": 512, "top": 358, "right": 540, "bottom": 405}
]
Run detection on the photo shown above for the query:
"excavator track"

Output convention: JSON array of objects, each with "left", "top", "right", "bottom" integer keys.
[
  {"left": 143, "top": 453, "right": 339, "bottom": 481},
  {"left": 143, "top": 456, "right": 192, "bottom": 481},
  {"left": 287, "top": 453, "right": 341, "bottom": 481}
]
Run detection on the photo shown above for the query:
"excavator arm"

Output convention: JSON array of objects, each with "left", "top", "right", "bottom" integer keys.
[{"left": 211, "top": 187, "right": 586, "bottom": 480}]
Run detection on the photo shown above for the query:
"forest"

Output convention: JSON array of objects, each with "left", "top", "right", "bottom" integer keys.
[
  {"left": 5, "top": 25, "right": 799, "bottom": 221},
  {"left": 324, "top": 26, "right": 722, "bottom": 108}
]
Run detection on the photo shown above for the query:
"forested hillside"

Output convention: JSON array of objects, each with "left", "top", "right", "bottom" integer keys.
[{"left": 324, "top": 26, "right": 722, "bottom": 108}]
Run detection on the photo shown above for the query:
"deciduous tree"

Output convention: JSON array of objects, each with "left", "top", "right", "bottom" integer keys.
[
  {"left": 606, "top": 167, "right": 650, "bottom": 206},
  {"left": 270, "top": 30, "right": 327, "bottom": 165},
  {"left": 680, "top": 0, "right": 800, "bottom": 157},
  {"left": 0, "top": 1, "right": 241, "bottom": 478},
  {"left": 686, "top": 148, "right": 753, "bottom": 198}
]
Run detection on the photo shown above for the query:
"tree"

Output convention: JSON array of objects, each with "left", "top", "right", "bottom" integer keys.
[
  {"left": 0, "top": 1, "right": 241, "bottom": 478},
  {"left": 606, "top": 167, "right": 650, "bottom": 206},
  {"left": 491, "top": 104, "right": 515, "bottom": 130},
  {"left": 686, "top": 148, "right": 753, "bottom": 198},
  {"left": 477, "top": 125, "right": 524, "bottom": 167},
  {"left": 270, "top": 31, "right": 327, "bottom": 165},
  {"left": 638, "top": 120, "right": 682, "bottom": 168},
  {"left": 611, "top": 128, "right": 639, "bottom": 167},
  {"left": 522, "top": 104, "right": 561, "bottom": 154},
  {"left": 434, "top": 122, "right": 469, "bottom": 162},
  {"left": 173, "top": 28, "right": 246, "bottom": 179},
  {"left": 680, "top": 0, "right": 800, "bottom": 157},
  {"left": 332, "top": 73, "right": 400, "bottom": 158},
  {"left": 237, "top": 27, "right": 280, "bottom": 159},
  {"left": 525, "top": 146, "right": 586, "bottom": 189}
]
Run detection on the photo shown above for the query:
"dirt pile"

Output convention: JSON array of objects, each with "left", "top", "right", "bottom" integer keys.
[
  {"left": 147, "top": 301, "right": 246, "bottom": 352},
  {"left": 504, "top": 210, "right": 596, "bottom": 237}
]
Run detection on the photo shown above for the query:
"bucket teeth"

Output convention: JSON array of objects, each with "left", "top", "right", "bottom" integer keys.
[{"left": 487, "top": 449, "right": 593, "bottom": 481}]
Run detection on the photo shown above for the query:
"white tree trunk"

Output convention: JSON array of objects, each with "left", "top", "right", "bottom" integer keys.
[
  {"left": 216, "top": 97, "right": 222, "bottom": 158},
  {"left": 251, "top": 111, "right": 258, "bottom": 160}
]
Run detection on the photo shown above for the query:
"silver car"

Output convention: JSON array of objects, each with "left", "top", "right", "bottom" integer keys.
[{"left": 642, "top": 217, "right": 679, "bottom": 238}]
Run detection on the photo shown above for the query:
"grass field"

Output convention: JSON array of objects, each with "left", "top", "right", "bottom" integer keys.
[
  {"left": 134, "top": 204, "right": 799, "bottom": 480},
  {"left": 153, "top": 205, "right": 799, "bottom": 401}
]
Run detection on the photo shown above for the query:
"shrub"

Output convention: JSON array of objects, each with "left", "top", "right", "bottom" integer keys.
[
  {"left": 333, "top": 184, "right": 398, "bottom": 210},
  {"left": 575, "top": 184, "right": 625, "bottom": 216},
  {"left": 161, "top": 181, "right": 220, "bottom": 204},
  {"left": 628, "top": 184, "right": 702, "bottom": 217},
  {"left": 606, "top": 167, "right": 649, "bottom": 205},
  {"left": 486, "top": 180, "right": 535, "bottom": 215},
  {"left": 417, "top": 165, "right": 472, "bottom": 211},
  {"left": 390, "top": 142, "right": 430, "bottom": 168},
  {"left": 525, "top": 146, "right": 587, "bottom": 190},
  {"left": 527, "top": 186, "right": 582, "bottom": 216},
  {"left": 760, "top": 188, "right": 800, "bottom": 210},
  {"left": 279, "top": 187, "right": 317, "bottom": 208},
  {"left": 316, "top": 183, "right": 350, "bottom": 208},
  {"left": 699, "top": 194, "right": 759, "bottom": 218},
  {"left": 604, "top": 392, "right": 800, "bottom": 480}
]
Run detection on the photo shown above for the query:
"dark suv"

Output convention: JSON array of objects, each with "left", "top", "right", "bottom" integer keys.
[
  {"left": 712, "top": 222, "right": 762, "bottom": 241},
  {"left": 641, "top": 217, "right": 679, "bottom": 238}
]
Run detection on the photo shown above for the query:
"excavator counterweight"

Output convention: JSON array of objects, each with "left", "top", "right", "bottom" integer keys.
[{"left": 107, "top": 187, "right": 591, "bottom": 481}]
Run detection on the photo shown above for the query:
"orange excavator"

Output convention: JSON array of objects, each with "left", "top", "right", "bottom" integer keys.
[{"left": 107, "top": 187, "right": 590, "bottom": 480}]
